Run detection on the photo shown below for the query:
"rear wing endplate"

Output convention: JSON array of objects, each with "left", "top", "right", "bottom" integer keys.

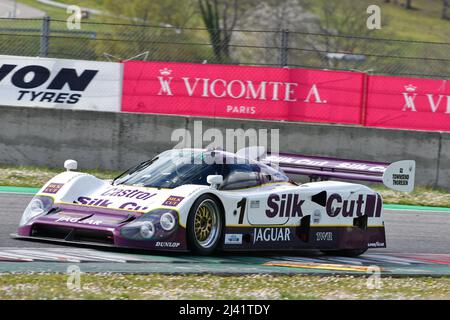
[{"left": 263, "top": 153, "right": 415, "bottom": 192}]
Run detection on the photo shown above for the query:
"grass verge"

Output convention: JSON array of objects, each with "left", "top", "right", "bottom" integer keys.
[
  {"left": 371, "top": 185, "right": 450, "bottom": 208},
  {"left": 0, "top": 164, "right": 120, "bottom": 188},
  {"left": 1, "top": 273, "right": 449, "bottom": 300}
]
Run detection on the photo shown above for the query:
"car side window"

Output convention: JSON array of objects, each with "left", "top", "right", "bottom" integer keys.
[
  {"left": 259, "top": 163, "right": 290, "bottom": 184},
  {"left": 187, "top": 164, "right": 220, "bottom": 186},
  {"left": 220, "top": 164, "right": 261, "bottom": 190}
]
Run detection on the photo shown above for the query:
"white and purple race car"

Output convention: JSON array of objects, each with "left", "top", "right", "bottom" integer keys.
[{"left": 13, "top": 148, "right": 415, "bottom": 256}]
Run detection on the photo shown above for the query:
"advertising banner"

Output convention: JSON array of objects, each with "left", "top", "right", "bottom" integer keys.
[
  {"left": 0, "top": 55, "right": 122, "bottom": 112},
  {"left": 121, "top": 61, "right": 364, "bottom": 124},
  {"left": 365, "top": 75, "right": 449, "bottom": 131},
  {"left": 7, "top": 55, "right": 444, "bottom": 132}
]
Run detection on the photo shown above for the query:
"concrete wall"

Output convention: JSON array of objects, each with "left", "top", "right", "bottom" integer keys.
[{"left": 0, "top": 105, "right": 447, "bottom": 189}]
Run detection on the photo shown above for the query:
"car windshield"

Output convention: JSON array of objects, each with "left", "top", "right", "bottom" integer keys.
[{"left": 113, "top": 149, "right": 289, "bottom": 189}]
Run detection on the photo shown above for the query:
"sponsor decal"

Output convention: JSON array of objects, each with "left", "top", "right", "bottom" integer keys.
[
  {"left": 392, "top": 174, "right": 409, "bottom": 186},
  {"left": 75, "top": 196, "right": 112, "bottom": 207},
  {"left": 118, "top": 202, "right": 149, "bottom": 211},
  {"left": 43, "top": 183, "right": 64, "bottom": 194},
  {"left": 265, "top": 193, "right": 304, "bottom": 218},
  {"left": 265, "top": 155, "right": 386, "bottom": 173},
  {"left": 155, "top": 241, "right": 181, "bottom": 248},
  {"left": 253, "top": 228, "right": 291, "bottom": 244},
  {"left": 224, "top": 234, "right": 243, "bottom": 245},
  {"left": 368, "top": 241, "right": 385, "bottom": 248},
  {"left": 100, "top": 188, "right": 157, "bottom": 200},
  {"left": 326, "top": 193, "right": 381, "bottom": 218},
  {"left": 250, "top": 200, "right": 260, "bottom": 209},
  {"left": 162, "top": 196, "right": 185, "bottom": 207},
  {"left": 55, "top": 216, "right": 103, "bottom": 225},
  {"left": 313, "top": 210, "right": 321, "bottom": 224},
  {"left": 316, "top": 232, "right": 333, "bottom": 242},
  {"left": 391, "top": 167, "right": 411, "bottom": 186},
  {"left": 75, "top": 196, "right": 149, "bottom": 211}
]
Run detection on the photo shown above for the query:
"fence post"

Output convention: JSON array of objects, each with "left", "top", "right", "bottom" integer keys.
[
  {"left": 40, "top": 16, "right": 50, "bottom": 57},
  {"left": 279, "top": 29, "right": 289, "bottom": 67}
]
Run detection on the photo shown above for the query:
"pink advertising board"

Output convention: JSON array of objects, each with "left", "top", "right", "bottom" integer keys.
[
  {"left": 122, "top": 61, "right": 364, "bottom": 125},
  {"left": 121, "top": 60, "right": 449, "bottom": 131},
  {"left": 365, "top": 75, "right": 449, "bottom": 131}
]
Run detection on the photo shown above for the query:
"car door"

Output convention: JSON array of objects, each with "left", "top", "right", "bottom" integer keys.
[{"left": 246, "top": 188, "right": 291, "bottom": 225}]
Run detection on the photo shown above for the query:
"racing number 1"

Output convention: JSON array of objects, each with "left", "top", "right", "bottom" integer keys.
[{"left": 237, "top": 197, "right": 247, "bottom": 224}]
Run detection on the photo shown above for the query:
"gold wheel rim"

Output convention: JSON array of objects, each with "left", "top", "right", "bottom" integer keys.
[
  {"left": 194, "top": 205, "right": 213, "bottom": 241},
  {"left": 193, "top": 199, "right": 220, "bottom": 248}
]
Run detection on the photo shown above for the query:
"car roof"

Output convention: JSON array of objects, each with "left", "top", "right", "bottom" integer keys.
[{"left": 160, "top": 148, "right": 270, "bottom": 168}]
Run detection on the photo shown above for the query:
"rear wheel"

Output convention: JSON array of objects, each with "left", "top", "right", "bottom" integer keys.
[
  {"left": 321, "top": 248, "right": 368, "bottom": 257},
  {"left": 187, "top": 194, "right": 223, "bottom": 255}
]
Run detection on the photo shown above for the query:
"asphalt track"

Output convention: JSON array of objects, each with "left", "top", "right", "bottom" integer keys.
[
  {"left": 1, "top": 193, "right": 450, "bottom": 275},
  {"left": 2, "top": 193, "right": 450, "bottom": 253}
]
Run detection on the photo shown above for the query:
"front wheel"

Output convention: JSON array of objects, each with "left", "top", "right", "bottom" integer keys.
[
  {"left": 321, "top": 248, "right": 368, "bottom": 257},
  {"left": 187, "top": 194, "right": 224, "bottom": 255}
]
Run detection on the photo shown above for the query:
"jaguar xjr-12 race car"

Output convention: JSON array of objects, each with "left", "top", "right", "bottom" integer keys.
[{"left": 13, "top": 148, "right": 415, "bottom": 256}]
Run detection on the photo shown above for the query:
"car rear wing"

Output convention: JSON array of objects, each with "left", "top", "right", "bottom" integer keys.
[{"left": 263, "top": 153, "right": 415, "bottom": 192}]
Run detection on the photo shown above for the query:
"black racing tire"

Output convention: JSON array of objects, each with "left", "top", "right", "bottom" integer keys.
[
  {"left": 321, "top": 248, "right": 368, "bottom": 257},
  {"left": 186, "top": 194, "right": 224, "bottom": 255}
]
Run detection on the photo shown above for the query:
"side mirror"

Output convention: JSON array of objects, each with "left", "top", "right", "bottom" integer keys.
[
  {"left": 64, "top": 159, "right": 78, "bottom": 172},
  {"left": 207, "top": 175, "right": 223, "bottom": 189}
]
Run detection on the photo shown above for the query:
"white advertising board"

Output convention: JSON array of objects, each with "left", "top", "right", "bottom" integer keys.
[{"left": 0, "top": 55, "right": 122, "bottom": 112}]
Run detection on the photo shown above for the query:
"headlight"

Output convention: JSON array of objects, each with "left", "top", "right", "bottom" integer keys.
[
  {"left": 20, "top": 196, "right": 53, "bottom": 226},
  {"left": 160, "top": 212, "right": 176, "bottom": 231},
  {"left": 140, "top": 221, "right": 155, "bottom": 239},
  {"left": 120, "top": 209, "right": 178, "bottom": 241},
  {"left": 121, "top": 219, "right": 156, "bottom": 241}
]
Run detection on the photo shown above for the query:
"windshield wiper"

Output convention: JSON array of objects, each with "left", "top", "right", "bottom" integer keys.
[{"left": 112, "top": 158, "right": 157, "bottom": 185}]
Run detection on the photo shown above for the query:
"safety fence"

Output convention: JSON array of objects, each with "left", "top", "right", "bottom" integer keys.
[
  {"left": 0, "top": 54, "right": 449, "bottom": 132},
  {"left": 1, "top": 17, "right": 449, "bottom": 79}
]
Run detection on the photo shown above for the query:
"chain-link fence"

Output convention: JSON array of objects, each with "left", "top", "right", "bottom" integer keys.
[{"left": 0, "top": 17, "right": 449, "bottom": 78}]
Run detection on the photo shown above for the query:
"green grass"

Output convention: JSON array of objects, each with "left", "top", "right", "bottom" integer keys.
[
  {"left": 0, "top": 273, "right": 449, "bottom": 299},
  {"left": 372, "top": 185, "right": 450, "bottom": 207},
  {"left": 371, "top": 0, "right": 450, "bottom": 42},
  {"left": 309, "top": 0, "right": 450, "bottom": 43},
  {"left": 19, "top": 0, "right": 450, "bottom": 42},
  {"left": 0, "top": 164, "right": 121, "bottom": 187}
]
